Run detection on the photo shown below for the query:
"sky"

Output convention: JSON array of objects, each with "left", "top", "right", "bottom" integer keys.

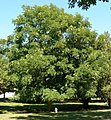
[{"left": 0, "top": 0, "right": 111, "bottom": 39}]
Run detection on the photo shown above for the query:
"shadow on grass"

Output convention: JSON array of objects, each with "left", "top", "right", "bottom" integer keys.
[
  {"left": 0, "top": 104, "right": 47, "bottom": 113},
  {"left": 10, "top": 111, "right": 111, "bottom": 120},
  {"left": 0, "top": 102, "right": 109, "bottom": 113},
  {"left": 0, "top": 101, "right": 110, "bottom": 120}
]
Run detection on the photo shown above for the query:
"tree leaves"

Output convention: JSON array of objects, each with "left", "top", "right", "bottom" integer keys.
[
  {"left": 68, "top": 0, "right": 109, "bottom": 10},
  {"left": 4, "top": 4, "right": 111, "bottom": 104}
]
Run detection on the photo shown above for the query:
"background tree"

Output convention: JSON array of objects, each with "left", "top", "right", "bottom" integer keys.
[
  {"left": 96, "top": 33, "right": 111, "bottom": 106},
  {"left": 0, "top": 39, "right": 14, "bottom": 99}
]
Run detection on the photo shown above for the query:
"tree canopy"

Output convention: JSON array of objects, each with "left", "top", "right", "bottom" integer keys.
[{"left": 1, "top": 4, "right": 111, "bottom": 108}]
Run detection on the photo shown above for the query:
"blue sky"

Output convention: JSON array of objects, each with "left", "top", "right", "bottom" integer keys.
[{"left": 0, "top": 0, "right": 111, "bottom": 39}]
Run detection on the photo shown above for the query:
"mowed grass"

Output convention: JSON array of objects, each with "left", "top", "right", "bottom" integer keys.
[{"left": 0, "top": 101, "right": 111, "bottom": 120}]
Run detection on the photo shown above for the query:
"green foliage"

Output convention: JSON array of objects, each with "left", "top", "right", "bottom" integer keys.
[
  {"left": 42, "top": 88, "right": 64, "bottom": 102},
  {"left": 0, "top": 39, "right": 14, "bottom": 95},
  {"left": 4, "top": 4, "right": 111, "bottom": 105}
]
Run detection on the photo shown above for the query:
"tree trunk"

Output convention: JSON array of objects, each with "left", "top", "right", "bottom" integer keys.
[
  {"left": 48, "top": 101, "right": 52, "bottom": 112},
  {"left": 83, "top": 100, "right": 89, "bottom": 109},
  {"left": 108, "top": 98, "right": 111, "bottom": 108},
  {"left": 82, "top": 98, "right": 90, "bottom": 109},
  {"left": 3, "top": 92, "right": 5, "bottom": 99}
]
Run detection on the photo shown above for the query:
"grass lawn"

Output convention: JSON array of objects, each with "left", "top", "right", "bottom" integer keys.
[{"left": 0, "top": 102, "right": 111, "bottom": 120}]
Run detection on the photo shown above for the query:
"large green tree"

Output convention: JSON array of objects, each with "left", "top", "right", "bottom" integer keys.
[
  {"left": 7, "top": 4, "right": 111, "bottom": 108},
  {"left": 8, "top": 4, "right": 78, "bottom": 103}
]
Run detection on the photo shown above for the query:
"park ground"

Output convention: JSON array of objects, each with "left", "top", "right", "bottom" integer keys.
[{"left": 0, "top": 101, "right": 111, "bottom": 120}]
